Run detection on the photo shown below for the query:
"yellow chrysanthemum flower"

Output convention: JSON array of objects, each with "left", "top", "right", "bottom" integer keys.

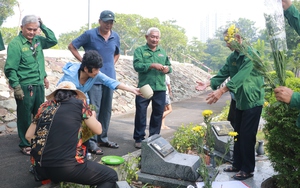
[
  {"left": 228, "top": 25, "right": 235, "bottom": 36},
  {"left": 263, "top": 101, "right": 269, "bottom": 107},
  {"left": 192, "top": 125, "right": 202, "bottom": 132},
  {"left": 202, "top": 110, "right": 213, "bottom": 117},
  {"left": 224, "top": 24, "right": 240, "bottom": 43},
  {"left": 228, "top": 131, "right": 238, "bottom": 137},
  {"left": 228, "top": 38, "right": 235, "bottom": 43}
]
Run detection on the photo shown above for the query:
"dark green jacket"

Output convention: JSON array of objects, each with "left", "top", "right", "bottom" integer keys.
[
  {"left": 285, "top": 4, "right": 300, "bottom": 36},
  {"left": 285, "top": 5, "right": 300, "bottom": 127},
  {"left": 4, "top": 24, "right": 57, "bottom": 88},
  {"left": 210, "top": 49, "right": 265, "bottom": 110},
  {"left": 133, "top": 44, "right": 172, "bottom": 91},
  {"left": 0, "top": 31, "right": 5, "bottom": 51},
  {"left": 285, "top": 5, "right": 300, "bottom": 107}
]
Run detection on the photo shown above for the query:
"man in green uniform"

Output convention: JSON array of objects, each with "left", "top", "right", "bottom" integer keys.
[
  {"left": 133, "top": 27, "right": 172, "bottom": 149},
  {"left": 4, "top": 15, "right": 57, "bottom": 155},
  {"left": 196, "top": 28, "right": 265, "bottom": 180},
  {"left": 0, "top": 31, "right": 5, "bottom": 51},
  {"left": 275, "top": 1, "right": 300, "bottom": 126}
]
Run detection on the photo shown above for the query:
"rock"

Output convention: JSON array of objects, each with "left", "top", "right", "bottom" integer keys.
[{"left": 0, "top": 50, "right": 211, "bottom": 135}]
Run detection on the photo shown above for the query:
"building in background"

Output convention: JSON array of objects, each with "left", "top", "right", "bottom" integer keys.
[{"left": 199, "top": 11, "right": 233, "bottom": 43}]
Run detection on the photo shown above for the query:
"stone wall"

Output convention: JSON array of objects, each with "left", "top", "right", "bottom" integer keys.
[{"left": 0, "top": 49, "right": 211, "bottom": 134}]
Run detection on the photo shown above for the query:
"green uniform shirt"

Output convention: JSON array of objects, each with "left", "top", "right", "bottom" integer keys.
[
  {"left": 210, "top": 49, "right": 265, "bottom": 110},
  {"left": 4, "top": 24, "right": 57, "bottom": 88},
  {"left": 284, "top": 5, "right": 300, "bottom": 127},
  {"left": 133, "top": 44, "right": 172, "bottom": 91},
  {"left": 0, "top": 31, "right": 5, "bottom": 51},
  {"left": 284, "top": 4, "right": 300, "bottom": 36}
]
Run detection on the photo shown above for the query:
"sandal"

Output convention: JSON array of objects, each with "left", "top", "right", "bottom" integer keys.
[
  {"left": 233, "top": 171, "right": 253, "bottom": 180},
  {"left": 20, "top": 147, "right": 31, "bottom": 156},
  {"left": 223, "top": 166, "right": 240, "bottom": 172},
  {"left": 99, "top": 141, "right": 119, "bottom": 149},
  {"left": 88, "top": 142, "right": 104, "bottom": 155},
  {"left": 88, "top": 147, "right": 104, "bottom": 155}
]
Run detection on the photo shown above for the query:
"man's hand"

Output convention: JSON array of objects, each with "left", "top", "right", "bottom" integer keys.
[
  {"left": 206, "top": 89, "right": 224, "bottom": 104},
  {"left": 14, "top": 85, "right": 24, "bottom": 100},
  {"left": 162, "top": 66, "right": 169, "bottom": 73},
  {"left": 274, "top": 86, "right": 293, "bottom": 104},
  {"left": 44, "top": 77, "right": 49, "bottom": 89},
  {"left": 195, "top": 80, "right": 209, "bottom": 91},
  {"left": 38, "top": 17, "right": 43, "bottom": 25},
  {"left": 132, "top": 87, "right": 142, "bottom": 96},
  {"left": 151, "top": 63, "right": 164, "bottom": 71}
]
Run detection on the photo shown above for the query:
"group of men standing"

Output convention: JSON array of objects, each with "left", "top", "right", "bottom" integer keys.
[{"left": 2, "top": 10, "right": 172, "bottom": 156}]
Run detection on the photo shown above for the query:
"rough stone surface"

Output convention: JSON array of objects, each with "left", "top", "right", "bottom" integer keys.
[
  {"left": 140, "top": 134, "right": 200, "bottom": 182},
  {"left": 0, "top": 49, "right": 211, "bottom": 136}
]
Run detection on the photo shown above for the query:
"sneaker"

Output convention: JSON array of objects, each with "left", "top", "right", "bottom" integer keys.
[{"left": 135, "top": 142, "right": 142, "bottom": 149}]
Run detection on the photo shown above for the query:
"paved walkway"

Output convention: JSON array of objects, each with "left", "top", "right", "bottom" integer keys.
[{"left": 0, "top": 92, "right": 275, "bottom": 188}]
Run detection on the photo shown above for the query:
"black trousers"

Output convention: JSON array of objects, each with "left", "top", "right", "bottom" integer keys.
[
  {"left": 227, "top": 99, "right": 236, "bottom": 128},
  {"left": 233, "top": 105, "right": 262, "bottom": 173},
  {"left": 44, "top": 160, "right": 118, "bottom": 188},
  {"left": 134, "top": 91, "right": 165, "bottom": 142}
]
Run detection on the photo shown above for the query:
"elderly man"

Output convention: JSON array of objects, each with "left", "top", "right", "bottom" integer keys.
[
  {"left": 4, "top": 15, "right": 57, "bottom": 155},
  {"left": 133, "top": 27, "right": 172, "bottom": 149}
]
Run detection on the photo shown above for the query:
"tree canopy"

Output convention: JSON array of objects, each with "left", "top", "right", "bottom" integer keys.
[
  {"left": 1, "top": 9, "right": 284, "bottom": 73},
  {"left": 0, "top": 0, "right": 18, "bottom": 26}
]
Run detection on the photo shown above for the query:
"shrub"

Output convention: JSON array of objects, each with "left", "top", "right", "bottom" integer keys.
[
  {"left": 263, "top": 77, "right": 300, "bottom": 187},
  {"left": 171, "top": 123, "right": 206, "bottom": 153}
]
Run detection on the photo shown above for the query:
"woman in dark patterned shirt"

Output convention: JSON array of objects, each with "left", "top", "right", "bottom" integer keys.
[{"left": 25, "top": 81, "right": 118, "bottom": 187}]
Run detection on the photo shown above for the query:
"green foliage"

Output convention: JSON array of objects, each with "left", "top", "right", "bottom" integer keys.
[
  {"left": 0, "top": 0, "right": 17, "bottom": 26},
  {"left": 263, "top": 77, "right": 300, "bottom": 187},
  {"left": 57, "top": 29, "right": 85, "bottom": 50},
  {"left": 215, "top": 18, "right": 259, "bottom": 42},
  {"left": 212, "top": 100, "right": 230, "bottom": 122},
  {"left": 170, "top": 123, "right": 206, "bottom": 153},
  {"left": 204, "top": 38, "right": 231, "bottom": 70},
  {"left": 118, "top": 155, "right": 140, "bottom": 185},
  {"left": 1, "top": 12, "right": 266, "bottom": 72},
  {"left": 0, "top": 26, "right": 18, "bottom": 44},
  {"left": 286, "top": 43, "right": 300, "bottom": 76}
]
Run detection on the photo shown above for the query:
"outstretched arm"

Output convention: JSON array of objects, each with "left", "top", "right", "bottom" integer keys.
[{"left": 117, "top": 83, "right": 142, "bottom": 96}]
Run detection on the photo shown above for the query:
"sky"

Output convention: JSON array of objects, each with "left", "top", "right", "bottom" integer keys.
[{"left": 2, "top": 0, "right": 267, "bottom": 40}]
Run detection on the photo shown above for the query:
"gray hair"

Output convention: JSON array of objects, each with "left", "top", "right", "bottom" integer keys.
[
  {"left": 22, "top": 15, "right": 39, "bottom": 26},
  {"left": 146, "top": 27, "right": 160, "bottom": 37}
]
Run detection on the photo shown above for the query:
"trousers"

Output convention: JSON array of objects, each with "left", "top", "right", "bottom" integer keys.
[
  {"left": 134, "top": 91, "right": 165, "bottom": 142},
  {"left": 233, "top": 105, "right": 262, "bottom": 173}
]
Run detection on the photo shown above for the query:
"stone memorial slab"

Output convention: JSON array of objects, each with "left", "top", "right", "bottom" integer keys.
[
  {"left": 212, "top": 121, "right": 234, "bottom": 136},
  {"left": 210, "top": 121, "right": 234, "bottom": 161},
  {"left": 140, "top": 134, "right": 200, "bottom": 182}
]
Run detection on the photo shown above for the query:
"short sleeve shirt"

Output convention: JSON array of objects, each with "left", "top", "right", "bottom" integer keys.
[{"left": 31, "top": 97, "right": 92, "bottom": 167}]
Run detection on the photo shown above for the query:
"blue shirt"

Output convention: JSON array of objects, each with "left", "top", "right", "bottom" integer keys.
[
  {"left": 58, "top": 62, "right": 120, "bottom": 102},
  {"left": 71, "top": 27, "right": 120, "bottom": 82}
]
